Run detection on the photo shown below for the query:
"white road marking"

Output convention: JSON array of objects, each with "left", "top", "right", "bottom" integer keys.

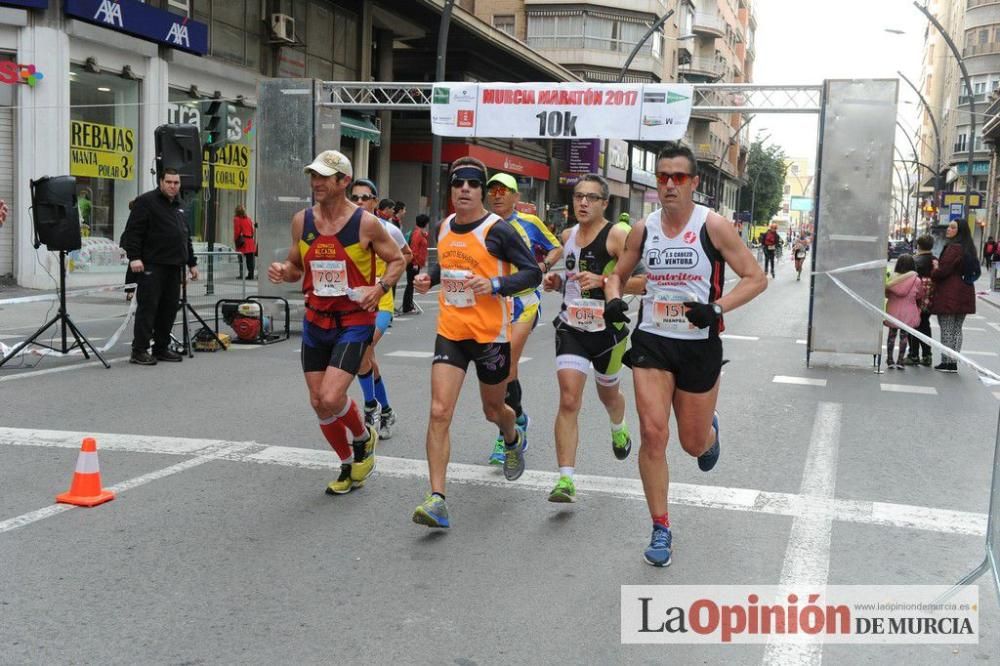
[
  {"left": 0, "top": 427, "right": 984, "bottom": 538},
  {"left": 519, "top": 357, "right": 532, "bottom": 364},
  {"left": 963, "top": 327, "right": 987, "bottom": 332},
  {"left": 990, "top": 322, "right": 1000, "bottom": 334},
  {"left": 880, "top": 383, "right": 938, "bottom": 395},
  {"left": 993, "top": 391, "right": 1000, "bottom": 401},
  {"left": 762, "top": 402, "right": 840, "bottom": 666},
  {"left": 773, "top": 375, "right": 827, "bottom": 387},
  {"left": 967, "top": 314, "right": 985, "bottom": 320},
  {"left": 385, "top": 350, "right": 434, "bottom": 358},
  {"left": 0, "top": 440, "right": 253, "bottom": 534},
  {"left": 720, "top": 334, "right": 760, "bottom": 341},
  {"left": 0, "top": 357, "right": 129, "bottom": 382},
  {"left": 795, "top": 339, "right": 807, "bottom": 345},
  {"left": 964, "top": 350, "right": 998, "bottom": 357}
]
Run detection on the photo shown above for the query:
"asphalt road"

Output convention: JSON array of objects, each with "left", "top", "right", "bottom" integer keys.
[{"left": 0, "top": 254, "right": 998, "bottom": 664}]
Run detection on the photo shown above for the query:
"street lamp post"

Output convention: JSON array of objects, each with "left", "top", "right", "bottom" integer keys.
[
  {"left": 896, "top": 122, "right": 923, "bottom": 240},
  {"left": 915, "top": 2, "right": 976, "bottom": 241},
  {"left": 898, "top": 69, "right": 943, "bottom": 215},
  {"left": 429, "top": 0, "right": 456, "bottom": 229}
]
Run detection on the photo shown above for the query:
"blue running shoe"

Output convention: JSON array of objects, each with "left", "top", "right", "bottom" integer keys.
[
  {"left": 412, "top": 494, "right": 450, "bottom": 528},
  {"left": 503, "top": 429, "right": 526, "bottom": 481},
  {"left": 489, "top": 436, "right": 505, "bottom": 465},
  {"left": 643, "top": 525, "right": 672, "bottom": 567},
  {"left": 698, "top": 411, "right": 721, "bottom": 472}
]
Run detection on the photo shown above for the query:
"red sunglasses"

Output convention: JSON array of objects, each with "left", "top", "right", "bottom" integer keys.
[{"left": 656, "top": 171, "right": 694, "bottom": 186}]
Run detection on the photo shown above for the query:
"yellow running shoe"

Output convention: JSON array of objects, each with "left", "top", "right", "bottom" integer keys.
[
  {"left": 350, "top": 425, "right": 379, "bottom": 484},
  {"left": 326, "top": 464, "right": 355, "bottom": 495}
]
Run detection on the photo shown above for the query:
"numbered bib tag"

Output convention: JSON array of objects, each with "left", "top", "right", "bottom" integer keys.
[
  {"left": 311, "top": 260, "right": 348, "bottom": 297},
  {"left": 441, "top": 269, "right": 475, "bottom": 308},
  {"left": 567, "top": 298, "right": 605, "bottom": 332},
  {"left": 651, "top": 288, "right": 698, "bottom": 332}
]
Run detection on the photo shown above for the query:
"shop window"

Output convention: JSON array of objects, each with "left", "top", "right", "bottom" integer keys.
[
  {"left": 68, "top": 64, "right": 140, "bottom": 271},
  {"left": 166, "top": 88, "right": 256, "bottom": 250}
]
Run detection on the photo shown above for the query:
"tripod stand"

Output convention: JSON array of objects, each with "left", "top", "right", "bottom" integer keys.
[
  {"left": 0, "top": 251, "right": 109, "bottom": 369},
  {"left": 176, "top": 274, "right": 227, "bottom": 357}
]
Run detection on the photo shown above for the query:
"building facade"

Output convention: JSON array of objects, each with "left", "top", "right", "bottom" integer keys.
[{"left": 918, "top": 0, "right": 997, "bottom": 238}]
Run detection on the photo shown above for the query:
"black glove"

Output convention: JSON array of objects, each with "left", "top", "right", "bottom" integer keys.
[
  {"left": 603, "top": 298, "right": 630, "bottom": 325},
  {"left": 683, "top": 301, "right": 721, "bottom": 329}
]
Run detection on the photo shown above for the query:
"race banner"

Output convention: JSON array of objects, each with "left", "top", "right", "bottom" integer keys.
[{"left": 431, "top": 82, "right": 693, "bottom": 141}]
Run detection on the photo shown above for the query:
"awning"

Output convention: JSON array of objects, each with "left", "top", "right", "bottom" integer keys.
[{"left": 341, "top": 112, "right": 380, "bottom": 145}]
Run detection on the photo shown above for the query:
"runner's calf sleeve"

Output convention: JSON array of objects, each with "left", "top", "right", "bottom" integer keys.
[
  {"left": 357, "top": 369, "right": 376, "bottom": 404},
  {"left": 505, "top": 379, "right": 523, "bottom": 417},
  {"left": 374, "top": 375, "right": 390, "bottom": 410},
  {"left": 319, "top": 415, "right": 352, "bottom": 462}
]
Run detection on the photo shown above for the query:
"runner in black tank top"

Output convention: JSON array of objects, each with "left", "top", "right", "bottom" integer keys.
[{"left": 542, "top": 174, "right": 646, "bottom": 504}]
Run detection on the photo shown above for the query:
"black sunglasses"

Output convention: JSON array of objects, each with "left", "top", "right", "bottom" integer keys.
[
  {"left": 450, "top": 178, "right": 482, "bottom": 189},
  {"left": 350, "top": 194, "right": 375, "bottom": 202}
]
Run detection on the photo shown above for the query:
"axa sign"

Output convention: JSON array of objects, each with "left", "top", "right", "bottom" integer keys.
[{"left": 64, "top": 0, "right": 208, "bottom": 55}]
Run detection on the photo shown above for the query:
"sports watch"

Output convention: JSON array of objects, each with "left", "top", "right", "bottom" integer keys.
[{"left": 711, "top": 303, "right": 723, "bottom": 317}]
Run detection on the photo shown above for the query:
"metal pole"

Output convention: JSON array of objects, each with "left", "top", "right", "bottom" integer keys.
[
  {"left": 429, "top": 0, "right": 456, "bottom": 229},
  {"left": 616, "top": 10, "right": 674, "bottom": 83},
  {"left": 896, "top": 123, "right": 922, "bottom": 241},
  {"left": 898, "top": 70, "right": 943, "bottom": 206},
  {"left": 715, "top": 114, "right": 755, "bottom": 212},
  {"left": 916, "top": 2, "right": 975, "bottom": 234}
]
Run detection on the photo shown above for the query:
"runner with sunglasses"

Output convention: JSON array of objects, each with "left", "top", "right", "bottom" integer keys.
[
  {"left": 348, "top": 178, "right": 412, "bottom": 440},
  {"left": 268, "top": 150, "right": 404, "bottom": 495},
  {"left": 484, "top": 172, "right": 563, "bottom": 466},
  {"left": 604, "top": 141, "right": 766, "bottom": 567},
  {"left": 542, "top": 174, "right": 645, "bottom": 504},
  {"left": 411, "top": 157, "right": 542, "bottom": 528}
]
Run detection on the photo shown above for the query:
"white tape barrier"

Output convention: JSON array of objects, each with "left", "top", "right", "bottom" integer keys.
[
  {"left": 0, "top": 283, "right": 129, "bottom": 306},
  {"left": 0, "top": 286, "right": 137, "bottom": 360},
  {"left": 817, "top": 261, "right": 1000, "bottom": 386}
]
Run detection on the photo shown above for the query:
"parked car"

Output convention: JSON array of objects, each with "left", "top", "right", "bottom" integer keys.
[{"left": 887, "top": 240, "right": 910, "bottom": 259}]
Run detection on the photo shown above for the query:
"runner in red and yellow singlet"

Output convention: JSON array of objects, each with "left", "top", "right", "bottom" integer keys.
[{"left": 268, "top": 150, "right": 404, "bottom": 496}]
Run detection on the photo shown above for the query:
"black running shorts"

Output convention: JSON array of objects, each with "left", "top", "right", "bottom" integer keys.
[
  {"left": 625, "top": 328, "right": 723, "bottom": 394},
  {"left": 433, "top": 335, "right": 511, "bottom": 385}
]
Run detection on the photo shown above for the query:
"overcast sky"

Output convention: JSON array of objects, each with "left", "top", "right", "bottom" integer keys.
[{"left": 750, "top": 0, "right": 929, "bottom": 162}]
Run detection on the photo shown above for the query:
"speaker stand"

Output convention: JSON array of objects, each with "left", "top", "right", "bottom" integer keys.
[
  {"left": 176, "top": 277, "right": 227, "bottom": 357},
  {"left": 0, "top": 251, "right": 110, "bottom": 369}
]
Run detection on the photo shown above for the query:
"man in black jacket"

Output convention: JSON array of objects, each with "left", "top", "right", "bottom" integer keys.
[
  {"left": 120, "top": 169, "right": 199, "bottom": 365},
  {"left": 905, "top": 234, "right": 936, "bottom": 367}
]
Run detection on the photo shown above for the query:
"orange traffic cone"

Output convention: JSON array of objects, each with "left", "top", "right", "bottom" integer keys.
[{"left": 56, "top": 437, "right": 115, "bottom": 507}]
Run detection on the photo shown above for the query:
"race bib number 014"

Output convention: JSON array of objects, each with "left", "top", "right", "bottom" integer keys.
[
  {"left": 567, "top": 298, "right": 605, "bottom": 332},
  {"left": 441, "top": 269, "right": 475, "bottom": 308},
  {"left": 311, "top": 260, "right": 348, "bottom": 297}
]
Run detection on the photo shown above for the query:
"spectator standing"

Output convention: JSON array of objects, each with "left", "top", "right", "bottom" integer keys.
[
  {"left": 930, "top": 220, "right": 977, "bottom": 373},
  {"left": 760, "top": 223, "right": 780, "bottom": 278},
  {"left": 402, "top": 214, "right": 429, "bottom": 314},
  {"left": 904, "top": 234, "right": 936, "bottom": 367},
  {"left": 392, "top": 201, "right": 406, "bottom": 229},
  {"left": 233, "top": 204, "right": 257, "bottom": 280},
  {"left": 119, "top": 169, "right": 198, "bottom": 365},
  {"left": 0, "top": 198, "right": 8, "bottom": 228},
  {"left": 984, "top": 236, "right": 996, "bottom": 270}
]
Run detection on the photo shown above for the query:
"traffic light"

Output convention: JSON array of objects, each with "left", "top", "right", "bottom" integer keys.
[{"left": 199, "top": 99, "right": 229, "bottom": 149}]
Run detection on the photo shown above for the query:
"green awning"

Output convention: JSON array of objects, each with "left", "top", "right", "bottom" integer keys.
[{"left": 341, "top": 112, "right": 380, "bottom": 145}]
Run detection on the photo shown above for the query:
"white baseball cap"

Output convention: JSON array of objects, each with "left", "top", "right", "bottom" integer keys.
[{"left": 304, "top": 150, "right": 353, "bottom": 178}]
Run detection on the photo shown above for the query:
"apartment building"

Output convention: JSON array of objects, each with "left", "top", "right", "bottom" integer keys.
[
  {"left": 918, "top": 0, "right": 995, "bottom": 233},
  {"left": 469, "top": 0, "right": 756, "bottom": 219}
]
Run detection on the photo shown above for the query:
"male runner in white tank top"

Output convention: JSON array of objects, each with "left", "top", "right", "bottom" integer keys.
[{"left": 604, "top": 141, "right": 766, "bottom": 567}]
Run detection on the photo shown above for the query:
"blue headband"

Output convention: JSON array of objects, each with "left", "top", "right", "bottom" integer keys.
[{"left": 451, "top": 166, "right": 486, "bottom": 182}]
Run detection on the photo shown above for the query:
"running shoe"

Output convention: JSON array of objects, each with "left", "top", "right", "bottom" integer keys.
[
  {"left": 612, "top": 424, "right": 632, "bottom": 461},
  {"left": 504, "top": 429, "right": 526, "bottom": 481},
  {"left": 326, "top": 464, "right": 356, "bottom": 495},
  {"left": 364, "top": 401, "right": 381, "bottom": 432},
  {"left": 547, "top": 475, "right": 577, "bottom": 503},
  {"left": 412, "top": 494, "right": 450, "bottom": 528},
  {"left": 348, "top": 424, "right": 378, "bottom": 487},
  {"left": 516, "top": 411, "right": 530, "bottom": 434},
  {"left": 643, "top": 525, "right": 673, "bottom": 567},
  {"left": 379, "top": 407, "right": 396, "bottom": 440},
  {"left": 698, "top": 412, "right": 721, "bottom": 472},
  {"left": 489, "top": 436, "right": 505, "bottom": 465}
]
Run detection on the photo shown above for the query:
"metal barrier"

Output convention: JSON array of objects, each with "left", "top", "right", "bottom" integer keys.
[{"left": 187, "top": 251, "right": 248, "bottom": 311}]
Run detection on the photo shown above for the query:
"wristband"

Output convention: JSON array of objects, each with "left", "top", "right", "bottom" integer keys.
[
  {"left": 491, "top": 277, "right": 502, "bottom": 295},
  {"left": 378, "top": 279, "right": 390, "bottom": 294}
]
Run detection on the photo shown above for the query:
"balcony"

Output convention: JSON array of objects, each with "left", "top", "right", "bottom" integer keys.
[
  {"left": 967, "top": 0, "right": 1000, "bottom": 9},
  {"left": 958, "top": 92, "right": 987, "bottom": 106},
  {"left": 692, "top": 12, "right": 725, "bottom": 37},
  {"left": 693, "top": 142, "right": 716, "bottom": 163},
  {"left": 690, "top": 107, "right": 719, "bottom": 121},
  {"left": 524, "top": 0, "right": 666, "bottom": 12},
  {"left": 963, "top": 41, "right": 1000, "bottom": 58},
  {"left": 678, "top": 55, "right": 725, "bottom": 79}
]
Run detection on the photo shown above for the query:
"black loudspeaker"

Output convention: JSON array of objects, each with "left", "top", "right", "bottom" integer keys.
[
  {"left": 155, "top": 123, "right": 202, "bottom": 192},
  {"left": 30, "top": 176, "right": 82, "bottom": 252}
]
